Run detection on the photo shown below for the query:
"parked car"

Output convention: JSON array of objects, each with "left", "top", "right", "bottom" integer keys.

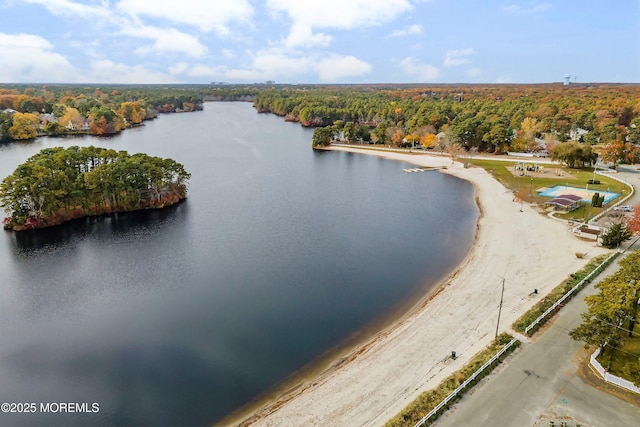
[{"left": 613, "top": 205, "right": 634, "bottom": 212}]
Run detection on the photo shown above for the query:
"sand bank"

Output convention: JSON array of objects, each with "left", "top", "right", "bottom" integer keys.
[{"left": 233, "top": 147, "right": 609, "bottom": 427}]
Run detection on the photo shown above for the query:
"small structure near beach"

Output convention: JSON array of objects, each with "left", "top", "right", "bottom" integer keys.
[
  {"left": 544, "top": 194, "right": 582, "bottom": 212},
  {"left": 573, "top": 223, "right": 602, "bottom": 240}
]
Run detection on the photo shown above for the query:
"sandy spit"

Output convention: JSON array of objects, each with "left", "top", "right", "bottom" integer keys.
[{"left": 229, "top": 147, "right": 609, "bottom": 427}]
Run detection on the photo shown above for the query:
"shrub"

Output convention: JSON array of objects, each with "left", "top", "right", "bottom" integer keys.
[
  {"left": 385, "top": 333, "right": 519, "bottom": 427},
  {"left": 512, "top": 253, "right": 618, "bottom": 335}
]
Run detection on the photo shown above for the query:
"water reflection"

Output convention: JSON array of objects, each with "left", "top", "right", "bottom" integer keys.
[
  {"left": 8, "top": 202, "right": 188, "bottom": 252},
  {"left": 0, "top": 103, "right": 478, "bottom": 426}
]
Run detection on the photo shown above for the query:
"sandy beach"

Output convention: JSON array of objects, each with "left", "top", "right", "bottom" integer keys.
[{"left": 231, "top": 147, "right": 610, "bottom": 427}]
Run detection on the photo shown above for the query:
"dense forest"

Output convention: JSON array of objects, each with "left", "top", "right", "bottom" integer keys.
[
  {"left": 250, "top": 84, "right": 640, "bottom": 164},
  {"left": 1, "top": 82, "right": 639, "bottom": 166},
  {"left": 1, "top": 146, "right": 190, "bottom": 231}
]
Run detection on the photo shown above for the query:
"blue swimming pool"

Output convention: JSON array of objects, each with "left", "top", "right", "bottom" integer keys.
[{"left": 538, "top": 185, "right": 620, "bottom": 203}]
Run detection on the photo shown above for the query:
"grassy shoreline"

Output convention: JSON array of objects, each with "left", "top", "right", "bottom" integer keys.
[{"left": 385, "top": 333, "right": 520, "bottom": 427}]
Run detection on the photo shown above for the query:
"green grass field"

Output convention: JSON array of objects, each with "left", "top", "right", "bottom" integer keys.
[{"left": 467, "top": 159, "right": 630, "bottom": 218}]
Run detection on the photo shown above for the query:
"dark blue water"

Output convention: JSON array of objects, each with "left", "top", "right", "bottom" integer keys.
[{"left": 0, "top": 103, "right": 478, "bottom": 426}]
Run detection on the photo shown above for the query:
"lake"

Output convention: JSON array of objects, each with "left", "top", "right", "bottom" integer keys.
[{"left": 0, "top": 102, "right": 478, "bottom": 426}]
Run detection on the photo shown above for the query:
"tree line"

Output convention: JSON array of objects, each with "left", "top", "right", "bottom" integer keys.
[
  {"left": 3, "top": 83, "right": 639, "bottom": 166},
  {"left": 0, "top": 85, "right": 204, "bottom": 142},
  {"left": 1, "top": 146, "right": 190, "bottom": 230},
  {"left": 251, "top": 84, "right": 640, "bottom": 164}
]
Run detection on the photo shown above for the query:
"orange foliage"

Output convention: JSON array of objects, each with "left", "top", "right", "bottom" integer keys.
[
  {"left": 391, "top": 128, "right": 406, "bottom": 145},
  {"left": 0, "top": 94, "right": 18, "bottom": 110},
  {"left": 420, "top": 133, "right": 437, "bottom": 149},
  {"left": 628, "top": 205, "right": 640, "bottom": 235},
  {"left": 90, "top": 116, "right": 113, "bottom": 135}
]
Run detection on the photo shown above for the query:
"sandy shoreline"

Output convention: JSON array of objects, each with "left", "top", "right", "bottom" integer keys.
[{"left": 228, "top": 147, "right": 610, "bottom": 427}]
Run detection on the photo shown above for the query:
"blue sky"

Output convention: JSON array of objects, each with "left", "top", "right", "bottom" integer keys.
[{"left": 1, "top": 0, "right": 638, "bottom": 84}]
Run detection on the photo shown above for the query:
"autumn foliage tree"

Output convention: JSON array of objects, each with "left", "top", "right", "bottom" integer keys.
[
  {"left": 57, "top": 106, "right": 82, "bottom": 130},
  {"left": 88, "top": 107, "right": 124, "bottom": 135},
  {"left": 420, "top": 133, "right": 437, "bottom": 149},
  {"left": 8, "top": 112, "right": 39, "bottom": 140},
  {"left": 118, "top": 101, "right": 147, "bottom": 126},
  {"left": 571, "top": 250, "right": 640, "bottom": 376},
  {"left": 628, "top": 204, "right": 640, "bottom": 235},
  {"left": 391, "top": 128, "right": 406, "bottom": 146},
  {"left": 599, "top": 140, "right": 640, "bottom": 166}
]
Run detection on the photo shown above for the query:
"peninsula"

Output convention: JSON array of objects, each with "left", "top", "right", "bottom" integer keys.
[{"left": 1, "top": 146, "right": 190, "bottom": 231}]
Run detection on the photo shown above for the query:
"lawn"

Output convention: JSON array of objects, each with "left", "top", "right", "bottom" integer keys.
[
  {"left": 598, "top": 325, "right": 640, "bottom": 387},
  {"left": 467, "top": 159, "right": 630, "bottom": 215}
]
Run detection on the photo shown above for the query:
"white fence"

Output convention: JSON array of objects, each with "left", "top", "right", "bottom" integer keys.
[
  {"left": 589, "top": 172, "right": 635, "bottom": 224},
  {"left": 590, "top": 348, "right": 640, "bottom": 394},
  {"left": 413, "top": 251, "right": 619, "bottom": 426},
  {"left": 414, "top": 338, "right": 519, "bottom": 427},
  {"left": 524, "top": 251, "right": 619, "bottom": 335}
]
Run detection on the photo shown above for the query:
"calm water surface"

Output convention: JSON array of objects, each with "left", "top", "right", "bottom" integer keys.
[{"left": 0, "top": 103, "right": 478, "bottom": 426}]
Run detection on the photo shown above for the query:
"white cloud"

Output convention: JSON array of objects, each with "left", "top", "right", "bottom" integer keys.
[
  {"left": 0, "top": 33, "right": 78, "bottom": 82},
  {"left": 120, "top": 25, "right": 208, "bottom": 57},
  {"left": 24, "top": 0, "right": 210, "bottom": 58},
  {"left": 386, "top": 24, "right": 423, "bottom": 38},
  {"left": 399, "top": 56, "right": 440, "bottom": 81},
  {"left": 267, "top": 0, "right": 415, "bottom": 28},
  {"left": 284, "top": 23, "right": 333, "bottom": 48},
  {"left": 88, "top": 60, "right": 175, "bottom": 83},
  {"left": 189, "top": 50, "right": 371, "bottom": 82},
  {"left": 115, "top": 0, "right": 254, "bottom": 34},
  {"left": 268, "top": 0, "right": 416, "bottom": 48},
  {"left": 251, "top": 52, "right": 314, "bottom": 77},
  {"left": 496, "top": 76, "right": 512, "bottom": 83},
  {"left": 314, "top": 55, "right": 371, "bottom": 82},
  {"left": 444, "top": 48, "right": 475, "bottom": 66},
  {"left": 169, "top": 62, "right": 189, "bottom": 75},
  {"left": 189, "top": 51, "right": 312, "bottom": 82},
  {"left": 23, "top": 0, "right": 111, "bottom": 19},
  {"left": 0, "top": 31, "right": 176, "bottom": 84},
  {"left": 467, "top": 67, "right": 482, "bottom": 77},
  {"left": 502, "top": 2, "right": 551, "bottom": 15}
]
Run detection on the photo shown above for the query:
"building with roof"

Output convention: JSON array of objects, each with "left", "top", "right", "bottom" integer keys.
[{"left": 544, "top": 194, "right": 582, "bottom": 211}]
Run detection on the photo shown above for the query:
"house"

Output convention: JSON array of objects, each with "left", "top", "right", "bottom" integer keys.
[
  {"left": 39, "top": 113, "right": 57, "bottom": 129},
  {"left": 569, "top": 127, "right": 589, "bottom": 141}
]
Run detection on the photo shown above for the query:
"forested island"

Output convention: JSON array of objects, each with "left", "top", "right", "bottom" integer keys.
[{"left": 0, "top": 146, "right": 190, "bottom": 231}]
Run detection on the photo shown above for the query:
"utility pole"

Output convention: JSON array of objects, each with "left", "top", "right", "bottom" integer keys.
[{"left": 495, "top": 278, "right": 505, "bottom": 338}]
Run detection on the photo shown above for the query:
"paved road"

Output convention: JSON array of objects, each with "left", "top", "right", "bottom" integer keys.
[
  {"left": 617, "top": 164, "right": 640, "bottom": 205},
  {"left": 434, "top": 244, "right": 640, "bottom": 427}
]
